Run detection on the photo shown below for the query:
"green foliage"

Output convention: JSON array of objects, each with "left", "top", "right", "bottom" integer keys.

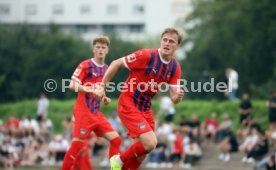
[
  {"left": 0, "top": 24, "right": 144, "bottom": 102},
  {"left": 0, "top": 99, "right": 269, "bottom": 133},
  {"left": 183, "top": 0, "right": 276, "bottom": 99}
]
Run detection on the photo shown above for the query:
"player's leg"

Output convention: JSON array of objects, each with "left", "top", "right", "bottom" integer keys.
[
  {"left": 96, "top": 113, "right": 122, "bottom": 159},
  {"left": 61, "top": 138, "right": 85, "bottom": 170},
  {"left": 77, "top": 140, "right": 93, "bottom": 170},
  {"left": 62, "top": 111, "right": 95, "bottom": 170},
  {"left": 103, "top": 131, "right": 122, "bottom": 158},
  {"left": 122, "top": 138, "right": 146, "bottom": 170}
]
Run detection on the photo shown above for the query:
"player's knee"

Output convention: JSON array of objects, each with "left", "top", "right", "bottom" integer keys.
[
  {"left": 142, "top": 138, "right": 157, "bottom": 151},
  {"left": 110, "top": 136, "right": 122, "bottom": 147}
]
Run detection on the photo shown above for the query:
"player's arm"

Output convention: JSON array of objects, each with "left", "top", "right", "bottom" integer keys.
[
  {"left": 102, "top": 58, "right": 126, "bottom": 86},
  {"left": 169, "top": 86, "right": 184, "bottom": 104},
  {"left": 69, "top": 79, "right": 95, "bottom": 93},
  {"left": 95, "top": 58, "right": 125, "bottom": 99}
]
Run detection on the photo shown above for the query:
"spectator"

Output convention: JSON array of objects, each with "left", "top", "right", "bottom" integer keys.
[
  {"left": 268, "top": 91, "right": 276, "bottom": 131},
  {"left": 157, "top": 94, "right": 176, "bottom": 123},
  {"left": 218, "top": 131, "right": 238, "bottom": 162},
  {"left": 108, "top": 111, "right": 124, "bottom": 135},
  {"left": 215, "top": 114, "right": 233, "bottom": 143},
  {"left": 225, "top": 67, "right": 239, "bottom": 101},
  {"left": 202, "top": 112, "right": 219, "bottom": 143},
  {"left": 182, "top": 138, "right": 202, "bottom": 168},
  {"left": 239, "top": 93, "right": 252, "bottom": 124},
  {"left": 37, "top": 94, "right": 50, "bottom": 122},
  {"left": 62, "top": 116, "right": 73, "bottom": 142},
  {"left": 239, "top": 128, "right": 259, "bottom": 163}
]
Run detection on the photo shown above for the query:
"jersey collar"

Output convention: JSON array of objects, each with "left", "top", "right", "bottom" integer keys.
[
  {"left": 158, "top": 48, "right": 171, "bottom": 64},
  {"left": 91, "top": 58, "right": 105, "bottom": 67}
]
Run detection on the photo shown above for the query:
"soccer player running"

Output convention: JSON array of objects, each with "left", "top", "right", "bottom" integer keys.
[
  {"left": 95, "top": 28, "right": 184, "bottom": 170},
  {"left": 62, "top": 36, "right": 122, "bottom": 170}
]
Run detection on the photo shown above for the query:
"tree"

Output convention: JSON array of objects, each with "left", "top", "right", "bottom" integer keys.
[{"left": 182, "top": 0, "right": 276, "bottom": 99}]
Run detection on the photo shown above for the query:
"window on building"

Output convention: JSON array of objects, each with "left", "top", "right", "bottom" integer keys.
[
  {"left": 25, "top": 4, "right": 37, "bottom": 15},
  {"left": 80, "top": 5, "right": 91, "bottom": 15},
  {"left": 133, "top": 5, "right": 144, "bottom": 15},
  {"left": 53, "top": 4, "right": 64, "bottom": 15},
  {"left": 103, "top": 24, "right": 115, "bottom": 33},
  {"left": 76, "top": 25, "right": 88, "bottom": 33},
  {"left": 129, "top": 24, "right": 144, "bottom": 33},
  {"left": 107, "top": 5, "right": 118, "bottom": 15},
  {"left": 0, "top": 4, "right": 10, "bottom": 15}
]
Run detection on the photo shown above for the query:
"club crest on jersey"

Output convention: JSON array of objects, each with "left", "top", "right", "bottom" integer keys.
[
  {"left": 138, "top": 122, "right": 146, "bottom": 130},
  {"left": 74, "top": 69, "right": 81, "bottom": 76},
  {"left": 80, "top": 128, "right": 87, "bottom": 135},
  {"left": 127, "top": 54, "right": 136, "bottom": 63}
]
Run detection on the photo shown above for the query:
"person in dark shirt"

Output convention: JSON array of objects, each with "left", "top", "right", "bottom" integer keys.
[
  {"left": 239, "top": 93, "right": 252, "bottom": 124},
  {"left": 268, "top": 91, "right": 276, "bottom": 131}
]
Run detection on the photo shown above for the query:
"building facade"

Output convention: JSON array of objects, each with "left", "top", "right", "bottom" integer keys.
[{"left": 0, "top": 0, "right": 192, "bottom": 40}]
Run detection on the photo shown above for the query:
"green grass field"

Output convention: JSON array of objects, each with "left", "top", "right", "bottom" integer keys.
[{"left": 0, "top": 99, "right": 270, "bottom": 133}]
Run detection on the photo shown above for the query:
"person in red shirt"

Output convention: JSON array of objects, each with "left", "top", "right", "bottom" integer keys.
[
  {"left": 5, "top": 115, "right": 19, "bottom": 134},
  {"left": 95, "top": 28, "right": 184, "bottom": 170},
  {"left": 202, "top": 112, "right": 219, "bottom": 143},
  {"left": 62, "top": 36, "right": 121, "bottom": 170}
]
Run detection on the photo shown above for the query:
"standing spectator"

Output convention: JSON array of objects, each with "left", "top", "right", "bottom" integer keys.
[
  {"left": 157, "top": 94, "right": 176, "bottom": 123},
  {"left": 268, "top": 91, "right": 276, "bottom": 131},
  {"left": 37, "top": 94, "right": 50, "bottom": 122},
  {"left": 225, "top": 67, "right": 239, "bottom": 101},
  {"left": 239, "top": 93, "right": 252, "bottom": 124}
]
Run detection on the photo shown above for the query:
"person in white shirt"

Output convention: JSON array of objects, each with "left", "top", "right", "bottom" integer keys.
[
  {"left": 157, "top": 95, "right": 176, "bottom": 123},
  {"left": 225, "top": 67, "right": 239, "bottom": 101},
  {"left": 37, "top": 94, "right": 50, "bottom": 122}
]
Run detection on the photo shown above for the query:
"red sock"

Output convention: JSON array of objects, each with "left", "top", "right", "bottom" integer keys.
[
  {"left": 120, "top": 142, "right": 147, "bottom": 163},
  {"left": 78, "top": 141, "right": 93, "bottom": 170},
  {"left": 122, "top": 159, "right": 142, "bottom": 170},
  {"left": 62, "top": 141, "right": 84, "bottom": 170},
  {"left": 109, "top": 136, "right": 122, "bottom": 158}
]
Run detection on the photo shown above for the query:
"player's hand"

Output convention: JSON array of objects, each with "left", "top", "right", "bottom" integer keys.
[
  {"left": 174, "top": 86, "right": 184, "bottom": 102},
  {"left": 102, "top": 96, "right": 111, "bottom": 105},
  {"left": 93, "top": 83, "right": 105, "bottom": 100}
]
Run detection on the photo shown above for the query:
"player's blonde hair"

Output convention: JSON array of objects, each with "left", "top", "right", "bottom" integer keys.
[
  {"left": 161, "top": 28, "right": 183, "bottom": 44},
  {"left": 92, "top": 36, "right": 110, "bottom": 47}
]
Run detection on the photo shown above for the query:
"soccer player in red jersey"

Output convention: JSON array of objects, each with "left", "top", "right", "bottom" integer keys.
[
  {"left": 95, "top": 28, "right": 185, "bottom": 170},
  {"left": 62, "top": 36, "right": 122, "bottom": 170}
]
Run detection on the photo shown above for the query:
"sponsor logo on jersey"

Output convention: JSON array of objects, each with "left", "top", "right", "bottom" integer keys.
[
  {"left": 74, "top": 68, "right": 81, "bottom": 76},
  {"left": 127, "top": 54, "right": 136, "bottom": 63}
]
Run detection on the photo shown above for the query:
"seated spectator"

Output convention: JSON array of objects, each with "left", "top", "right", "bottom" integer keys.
[
  {"left": 168, "top": 128, "right": 183, "bottom": 167},
  {"left": 215, "top": 114, "right": 233, "bottom": 143},
  {"left": 217, "top": 131, "right": 238, "bottom": 162},
  {"left": 239, "top": 128, "right": 260, "bottom": 162},
  {"left": 183, "top": 138, "right": 202, "bottom": 168},
  {"left": 190, "top": 114, "right": 201, "bottom": 143},
  {"left": 48, "top": 134, "right": 69, "bottom": 165},
  {"left": 266, "top": 153, "right": 276, "bottom": 170},
  {"left": 62, "top": 116, "right": 73, "bottom": 142},
  {"left": 245, "top": 131, "right": 269, "bottom": 163},
  {"left": 201, "top": 112, "right": 219, "bottom": 143},
  {"left": 5, "top": 115, "right": 19, "bottom": 135}
]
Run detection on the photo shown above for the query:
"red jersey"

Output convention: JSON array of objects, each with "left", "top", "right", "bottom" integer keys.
[
  {"left": 121, "top": 48, "right": 181, "bottom": 112},
  {"left": 71, "top": 58, "right": 108, "bottom": 113}
]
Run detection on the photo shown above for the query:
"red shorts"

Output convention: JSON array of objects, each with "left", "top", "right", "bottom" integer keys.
[
  {"left": 73, "top": 110, "right": 115, "bottom": 138},
  {"left": 117, "top": 100, "right": 155, "bottom": 139}
]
